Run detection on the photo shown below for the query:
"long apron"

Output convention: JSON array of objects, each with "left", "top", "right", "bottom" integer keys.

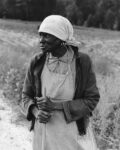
[{"left": 33, "top": 58, "right": 99, "bottom": 150}]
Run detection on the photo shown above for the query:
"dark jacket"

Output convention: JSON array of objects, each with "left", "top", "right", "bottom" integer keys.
[{"left": 21, "top": 49, "right": 100, "bottom": 135}]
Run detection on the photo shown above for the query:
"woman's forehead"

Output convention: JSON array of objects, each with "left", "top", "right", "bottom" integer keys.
[
  {"left": 39, "top": 32, "right": 54, "bottom": 37},
  {"left": 39, "top": 32, "right": 61, "bottom": 40}
]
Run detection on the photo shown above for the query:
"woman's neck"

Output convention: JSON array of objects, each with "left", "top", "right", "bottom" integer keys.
[{"left": 51, "top": 45, "right": 67, "bottom": 58}]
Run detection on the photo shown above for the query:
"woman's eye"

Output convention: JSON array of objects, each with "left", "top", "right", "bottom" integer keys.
[
  {"left": 42, "top": 33, "right": 50, "bottom": 38},
  {"left": 46, "top": 34, "right": 51, "bottom": 38},
  {"left": 39, "top": 32, "right": 54, "bottom": 40}
]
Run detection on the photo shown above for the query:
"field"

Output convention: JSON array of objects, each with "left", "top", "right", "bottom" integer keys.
[{"left": 0, "top": 19, "right": 120, "bottom": 150}]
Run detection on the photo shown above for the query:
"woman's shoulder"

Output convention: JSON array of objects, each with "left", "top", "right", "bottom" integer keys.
[
  {"left": 28, "top": 52, "right": 44, "bottom": 69},
  {"left": 71, "top": 46, "right": 90, "bottom": 61},
  {"left": 30, "top": 52, "right": 44, "bottom": 63},
  {"left": 76, "top": 52, "right": 93, "bottom": 72},
  {"left": 77, "top": 51, "right": 91, "bottom": 63},
  {"left": 31, "top": 52, "right": 43, "bottom": 61}
]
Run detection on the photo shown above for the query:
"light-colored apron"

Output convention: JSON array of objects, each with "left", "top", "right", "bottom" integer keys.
[{"left": 33, "top": 57, "right": 99, "bottom": 150}]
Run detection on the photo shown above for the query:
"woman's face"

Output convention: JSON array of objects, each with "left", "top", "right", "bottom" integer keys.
[{"left": 39, "top": 32, "right": 61, "bottom": 53}]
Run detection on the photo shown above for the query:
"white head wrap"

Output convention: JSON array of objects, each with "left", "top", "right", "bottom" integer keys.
[{"left": 38, "top": 15, "right": 80, "bottom": 47}]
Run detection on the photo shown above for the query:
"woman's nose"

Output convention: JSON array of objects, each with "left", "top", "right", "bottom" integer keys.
[{"left": 39, "top": 36, "right": 45, "bottom": 43}]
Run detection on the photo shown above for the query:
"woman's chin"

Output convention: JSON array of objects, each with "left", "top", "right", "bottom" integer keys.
[{"left": 41, "top": 47, "right": 51, "bottom": 53}]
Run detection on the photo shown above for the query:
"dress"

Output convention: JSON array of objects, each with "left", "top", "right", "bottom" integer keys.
[{"left": 32, "top": 50, "right": 98, "bottom": 150}]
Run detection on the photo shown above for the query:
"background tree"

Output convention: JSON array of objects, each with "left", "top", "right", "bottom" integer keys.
[
  {"left": 29, "top": 0, "right": 56, "bottom": 20},
  {"left": 6, "top": 0, "right": 16, "bottom": 18},
  {"left": 54, "top": 0, "right": 67, "bottom": 17},
  {"left": 75, "top": 0, "right": 97, "bottom": 23},
  {"left": 104, "top": 9, "right": 115, "bottom": 30},
  {"left": 1, "top": 0, "right": 120, "bottom": 30},
  {"left": 114, "top": 10, "right": 120, "bottom": 30},
  {"left": 65, "top": 0, "right": 83, "bottom": 25},
  {"left": 0, "top": 0, "right": 4, "bottom": 17}
]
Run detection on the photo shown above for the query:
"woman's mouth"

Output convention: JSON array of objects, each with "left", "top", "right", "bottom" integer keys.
[
  {"left": 40, "top": 44, "right": 51, "bottom": 53},
  {"left": 40, "top": 44, "right": 46, "bottom": 49},
  {"left": 40, "top": 46, "right": 45, "bottom": 49}
]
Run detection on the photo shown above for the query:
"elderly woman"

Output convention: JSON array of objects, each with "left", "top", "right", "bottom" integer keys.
[{"left": 21, "top": 15, "right": 100, "bottom": 150}]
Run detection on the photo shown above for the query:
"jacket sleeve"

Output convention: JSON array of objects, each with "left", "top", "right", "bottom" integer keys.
[
  {"left": 20, "top": 59, "right": 36, "bottom": 121},
  {"left": 63, "top": 55, "right": 100, "bottom": 123}
]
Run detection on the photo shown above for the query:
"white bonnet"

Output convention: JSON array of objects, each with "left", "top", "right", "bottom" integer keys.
[{"left": 38, "top": 15, "right": 80, "bottom": 47}]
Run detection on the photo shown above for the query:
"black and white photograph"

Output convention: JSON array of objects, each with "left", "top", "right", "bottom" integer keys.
[{"left": 0, "top": 0, "right": 120, "bottom": 150}]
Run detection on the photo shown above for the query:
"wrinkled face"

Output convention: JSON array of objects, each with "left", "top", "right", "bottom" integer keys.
[{"left": 39, "top": 32, "right": 62, "bottom": 53}]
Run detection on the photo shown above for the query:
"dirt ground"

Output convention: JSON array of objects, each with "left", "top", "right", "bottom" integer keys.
[{"left": 0, "top": 90, "right": 32, "bottom": 150}]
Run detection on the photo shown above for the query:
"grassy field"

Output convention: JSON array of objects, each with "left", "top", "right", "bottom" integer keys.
[{"left": 0, "top": 18, "right": 120, "bottom": 150}]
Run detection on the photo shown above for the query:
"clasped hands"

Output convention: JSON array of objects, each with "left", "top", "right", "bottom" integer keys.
[{"left": 32, "top": 96, "right": 55, "bottom": 124}]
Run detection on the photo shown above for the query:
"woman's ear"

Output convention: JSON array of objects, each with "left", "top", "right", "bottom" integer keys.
[
  {"left": 60, "top": 41, "right": 67, "bottom": 47},
  {"left": 37, "top": 25, "right": 40, "bottom": 31}
]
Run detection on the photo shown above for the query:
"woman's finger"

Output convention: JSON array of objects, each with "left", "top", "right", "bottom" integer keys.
[
  {"left": 39, "top": 118, "right": 49, "bottom": 123},
  {"left": 37, "top": 103, "right": 47, "bottom": 110},
  {"left": 38, "top": 110, "right": 51, "bottom": 118},
  {"left": 36, "top": 97, "right": 48, "bottom": 106},
  {"left": 38, "top": 105, "right": 53, "bottom": 112},
  {"left": 37, "top": 111, "right": 52, "bottom": 123},
  {"left": 37, "top": 101, "right": 46, "bottom": 106},
  {"left": 36, "top": 97, "right": 45, "bottom": 102}
]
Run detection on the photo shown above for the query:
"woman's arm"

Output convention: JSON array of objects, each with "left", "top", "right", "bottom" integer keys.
[
  {"left": 20, "top": 59, "right": 36, "bottom": 121},
  {"left": 62, "top": 55, "right": 100, "bottom": 123}
]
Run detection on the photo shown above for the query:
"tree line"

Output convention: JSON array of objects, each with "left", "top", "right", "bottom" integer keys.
[{"left": 0, "top": 0, "right": 120, "bottom": 30}]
